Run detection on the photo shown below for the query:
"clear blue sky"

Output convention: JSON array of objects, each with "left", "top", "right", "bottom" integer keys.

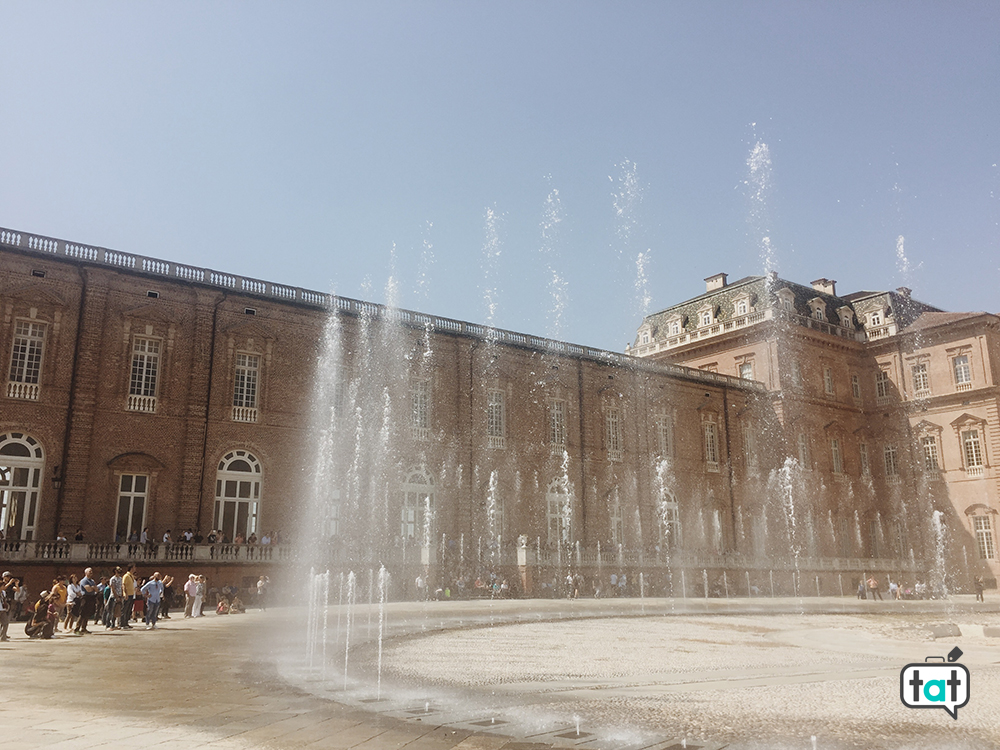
[{"left": 2, "top": 2, "right": 997, "bottom": 351}]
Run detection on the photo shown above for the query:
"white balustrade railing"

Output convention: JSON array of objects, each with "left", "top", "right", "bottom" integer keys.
[
  {"left": 126, "top": 394, "right": 157, "bottom": 413},
  {"left": 7, "top": 381, "right": 39, "bottom": 400},
  {"left": 231, "top": 406, "right": 258, "bottom": 423}
]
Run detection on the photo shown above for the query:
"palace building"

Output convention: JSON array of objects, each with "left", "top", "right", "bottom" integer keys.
[{"left": 0, "top": 226, "right": 995, "bottom": 595}]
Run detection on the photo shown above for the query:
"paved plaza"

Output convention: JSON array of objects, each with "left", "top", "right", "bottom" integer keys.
[{"left": 1, "top": 596, "right": 998, "bottom": 749}]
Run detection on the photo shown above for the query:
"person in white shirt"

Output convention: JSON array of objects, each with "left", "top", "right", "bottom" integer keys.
[{"left": 183, "top": 574, "right": 198, "bottom": 617}]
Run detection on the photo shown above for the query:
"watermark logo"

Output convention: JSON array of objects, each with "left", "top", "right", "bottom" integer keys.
[{"left": 900, "top": 647, "right": 969, "bottom": 719}]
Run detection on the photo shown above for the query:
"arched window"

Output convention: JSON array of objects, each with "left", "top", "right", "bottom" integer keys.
[
  {"left": 0, "top": 432, "right": 44, "bottom": 540},
  {"left": 401, "top": 467, "right": 434, "bottom": 541},
  {"left": 214, "top": 450, "right": 262, "bottom": 542},
  {"left": 545, "top": 477, "right": 573, "bottom": 546}
]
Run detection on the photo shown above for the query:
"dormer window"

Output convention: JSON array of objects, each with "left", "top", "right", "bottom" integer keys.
[
  {"left": 776, "top": 288, "right": 796, "bottom": 313},
  {"left": 808, "top": 298, "right": 826, "bottom": 321},
  {"left": 735, "top": 299, "right": 748, "bottom": 316},
  {"left": 698, "top": 307, "right": 715, "bottom": 327},
  {"left": 870, "top": 310, "right": 882, "bottom": 327},
  {"left": 641, "top": 331, "right": 650, "bottom": 344},
  {"left": 668, "top": 320, "right": 681, "bottom": 336}
]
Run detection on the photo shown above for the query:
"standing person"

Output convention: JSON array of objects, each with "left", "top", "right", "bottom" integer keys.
[
  {"left": 889, "top": 580, "right": 900, "bottom": 600},
  {"left": 140, "top": 572, "right": 165, "bottom": 629},
  {"left": 857, "top": 578, "right": 867, "bottom": 600},
  {"left": 183, "top": 575, "right": 197, "bottom": 618},
  {"left": 256, "top": 575, "right": 268, "bottom": 610},
  {"left": 120, "top": 565, "right": 137, "bottom": 629},
  {"left": 974, "top": 575, "right": 985, "bottom": 602},
  {"left": 76, "top": 567, "right": 98, "bottom": 633},
  {"left": 51, "top": 576, "right": 68, "bottom": 624},
  {"left": 160, "top": 574, "right": 175, "bottom": 619},
  {"left": 106, "top": 567, "right": 124, "bottom": 630},
  {"left": 867, "top": 575, "right": 883, "bottom": 601},
  {"left": 140, "top": 527, "right": 149, "bottom": 545},
  {"left": 13, "top": 578, "right": 28, "bottom": 621},
  {"left": 0, "top": 570, "right": 20, "bottom": 641},
  {"left": 63, "top": 573, "right": 82, "bottom": 632},
  {"left": 193, "top": 575, "right": 206, "bottom": 617}
]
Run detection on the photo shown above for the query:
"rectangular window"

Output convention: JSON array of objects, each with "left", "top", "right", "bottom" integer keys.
[
  {"left": 791, "top": 362, "right": 803, "bottom": 388},
  {"left": 7, "top": 320, "right": 46, "bottom": 400},
  {"left": 851, "top": 373, "right": 861, "bottom": 401},
  {"left": 546, "top": 493, "right": 571, "bottom": 546},
  {"left": 548, "top": 400, "right": 566, "bottom": 450},
  {"left": 911, "top": 363, "right": 930, "bottom": 394},
  {"left": 655, "top": 415, "right": 673, "bottom": 458},
  {"left": 831, "top": 438, "right": 843, "bottom": 474},
  {"left": 127, "top": 337, "right": 160, "bottom": 412},
  {"left": 487, "top": 390, "right": 505, "bottom": 449},
  {"left": 232, "top": 353, "right": 259, "bottom": 422},
  {"left": 824, "top": 366, "right": 835, "bottom": 395},
  {"left": 953, "top": 355, "right": 971, "bottom": 386},
  {"left": 797, "top": 433, "right": 811, "bottom": 469},
  {"left": 884, "top": 444, "right": 899, "bottom": 477},
  {"left": 962, "top": 429, "right": 984, "bottom": 471},
  {"left": 411, "top": 379, "right": 430, "bottom": 438},
  {"left": 606, "top": 407, "right": 623, "bottom": 461},
  {"left": 921, "top": 436, "right": 940, "bottom": 471},
  {"left": 116, "top": 474, "right": 148, "bottom": 542},
  {"left": 974, "top": 516, "right": 996, "bottom": 560},
  {"left": 704, "top": 420, "right": 719, "bottom": 471},
  {"left": 739, "top": 362, "right": 753, "bottom": 380},
  {"left": 875, "top": 370, "right": 890, "bottom": 401},
  {"left": 859, "top": 442, "right": 870, "bottom": 476}
]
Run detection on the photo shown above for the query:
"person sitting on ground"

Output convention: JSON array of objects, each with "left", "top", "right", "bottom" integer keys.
[
  {"left": 230, "top": 595, "right": 246, "bottom": 613},
  {"left": 216, "top": 597, "right": 230, "bottom": 615},
  {"left": 26, "top": 591, "right": 57, "bottom": 639}
]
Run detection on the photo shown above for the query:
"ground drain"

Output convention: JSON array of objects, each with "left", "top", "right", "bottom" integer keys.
[
  {"left": 470, "top": 719, "right": 508, "bottom": 727},
  {"left": 555, "top": 732, "right": 593, "bottom": 740}
]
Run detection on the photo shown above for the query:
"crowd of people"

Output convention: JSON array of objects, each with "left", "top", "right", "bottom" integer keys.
[{"left": 0, "top": 568, "right": 271, "bottom": 641}]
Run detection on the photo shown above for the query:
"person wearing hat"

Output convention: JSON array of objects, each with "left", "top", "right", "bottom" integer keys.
[
  {"left": 0, "top": 571, "right": 21, "bottom": 641},
  {"left": 183, "top": 574, "right": 197, "bottom": 618},
  {"left": 26, "top": 590, "right": 56, "bottom": 639}
]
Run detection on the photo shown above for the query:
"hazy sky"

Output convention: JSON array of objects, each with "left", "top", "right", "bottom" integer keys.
[{"left": 2, "top": 2, "right": 998, "bottom": 351}]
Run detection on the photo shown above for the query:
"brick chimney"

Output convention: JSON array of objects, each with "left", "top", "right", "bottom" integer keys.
[
  {"left": 811, "top": 278, "right": 837, "bottom": 296},
  {"left": 705, "top": 273, "right": 728, "bottom": 292}
]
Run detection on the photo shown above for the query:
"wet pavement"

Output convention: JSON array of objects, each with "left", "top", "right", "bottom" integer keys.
[{"left": 1, "top": 596, "right": 998, "bottom": 749}]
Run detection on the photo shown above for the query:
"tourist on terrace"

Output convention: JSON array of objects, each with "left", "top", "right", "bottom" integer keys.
[
  {"left": 162, "top": 530, "right": 172, "bottom": 544},
  {"left": 867, "top": 575, "right": 883, "bottom": 601},
  {"left": 974, "top": 575, "right": 985, "bottom": 602},
  {"left": 140, "top": 527, "right": 149, "bottom": 545}
]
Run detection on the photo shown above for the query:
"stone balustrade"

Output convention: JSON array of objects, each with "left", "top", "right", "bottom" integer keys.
[
  {"left": 0, "top": 224, "right": 761, "bottom": 393},
  {"left": 0, "top": 540, "right": 294, "bottom": 566}
]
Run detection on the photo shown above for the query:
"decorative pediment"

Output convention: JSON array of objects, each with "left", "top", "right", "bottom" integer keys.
[
  {"left": 852, "top": 424, "right": 875, "bottom": 438},
  {"left": 913, "top": 420, "right": 943, "bottom": 435},
  {"left": 823, "top": 420, "right": 847, "bottom": 435},
  {"left": 122, "top": 304, "right": 177, "bottom": 324},
  {"left": 950, "top": 413, "right": 986, "bottom": 429},
  {"left": 964, "top": 503, "right": 997, "bottom": 516},
  {"left": 1, "top": 283, "right": 67, "bottom": 308},
  {"left": 224, "top": 320, "right": 277, "bottom": 342},
  {"left": 108, "top": 452, "right": 165, "bottom": 473}
]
